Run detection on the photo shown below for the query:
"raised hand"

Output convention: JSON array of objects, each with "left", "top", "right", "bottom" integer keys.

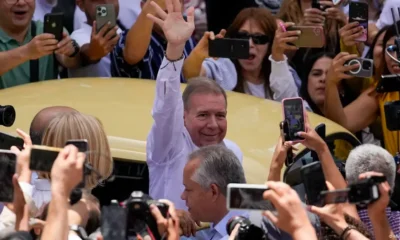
[
  {"left": 88, "top": 21, "right": 120, "bottom": 61},
  {"left": 271, "top": 22, "right": 300, "bottom": 61},
  {"left": 303, "top": 8, "right": 325, "bottom": 26},
  {"left": 339, "top": 22, "right": 365, "bottom": 47},
  {"left": 320, "top": 1, "right": 347, "bottom": 24},
  {"left": 326, "top": 52, "right": 359, "bottom": 85},
  {"left": 193, "top": 29, "right": 226, "bottom": 59},
  {"left": 26, "top": 33, "right": 59, "bottom": 60},
  {"left": 146, "top": 0, "right": 195, "bottom": 46}
]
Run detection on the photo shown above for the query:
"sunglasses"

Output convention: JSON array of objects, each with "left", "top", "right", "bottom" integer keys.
[
  {"left": 234, "top": 32, "right": 270, "bottom": 45},
  {"left": 387, "top": 45, "right": 398, "bottom": 53}
]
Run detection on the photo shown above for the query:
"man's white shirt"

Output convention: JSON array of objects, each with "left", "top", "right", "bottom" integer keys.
[{"left": 68, "top": 24, "right": 122, "bottom": 78}]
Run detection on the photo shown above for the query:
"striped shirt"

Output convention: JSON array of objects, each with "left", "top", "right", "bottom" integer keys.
[
  {"left": 110, "top": 30, "right": 196, "bottom": 82},
  {"left": 358, "top": 208, "right": 400, "bottom": 239}
]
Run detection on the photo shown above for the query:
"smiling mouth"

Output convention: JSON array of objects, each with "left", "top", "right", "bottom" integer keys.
[{"left": 14, "top": 11, "right": 27, "bottom": 16}]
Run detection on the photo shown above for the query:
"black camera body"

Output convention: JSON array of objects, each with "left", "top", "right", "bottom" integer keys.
[
  {"left": 101, "top": 191, "right": 169, "bottom": 240},
  {"left": 227, "top": 216, "right": 267, "bottom": 240},
  {"left": 348, "top": 176, "right": 387, "bottom": 205},
  {"left": 384, "top": 100, "right": 400, "bottom": 131},
  {"left": 0, "top": 105, "right": 16, "bottom": 127}
]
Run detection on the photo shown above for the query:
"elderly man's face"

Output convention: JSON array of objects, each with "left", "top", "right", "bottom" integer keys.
[
  {"left": 0, "top": 0, "right": 35, "bottom": 31},
  {"left": 181, "top": 159, "right": 216, "bottom": 222}
]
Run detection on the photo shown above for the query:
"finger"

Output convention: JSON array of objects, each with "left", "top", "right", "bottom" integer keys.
[
  {"left": 165, "top": 0, "right": 173, "bottom": 13},
  {"left": 41, "top": 39, "right": 59, "bottom": 47},
  {"left": 42, "top": 45, "right": 58, "bottom": 52},
  {"left": 342, "top": 63, "right": 360, "bottom": 72},
  {"left": 281, "top": 30, "right": 301, "bottom": 37},
  {"left": 76, "top": 152, "right": 86, "bottom": 170},
  {"left": 159, "top": 199, "right": 178, "bottom": 219},
  {"left": 228, "top": 224, "right": 240, "bottom": 240},
  {"left": 37, "top": 33, "right": 56, "bottom": 39},
  {"left": 263, "top": 188, "right": 282, "bottom": 207},
  {"left": 173, "top": 0, "right": 181, "bottom": 12},
  {"left": 150, "top": 1, "right": 168, "bottom": 20},
  {"left": 57, "top": 38, "right": 71, "bottom": 49},
  {"left": 359, "top": 171, "right": 384, "bottom": 179},
  {"left": 306, "top": 8, "right": 324, "bottom": 15},
  {"left": 283, "top": 22, "right": 296, "bottom": 29},
  {"left": 281, "top": 36, "right": 299, "bottom": 43},
  {"left": 186, "top": 6, "right": 195, "bottom": 25},
  {"left": 217, "top": 29, "right": 226, "bottom": 38},
  {"left": 209, "top": 31, "right": 215, "bottom": 40},
  {"left": 92, "top": 21, "right": 97, "bottom": 36},
  {"left": 150, "top": 204, "right": 166, "bottom": 222},
  {"left": 326, "top": 181, "right": 335, "bottom": 191},
  {"left": 10, "top": 146, "right": 21, "bottom": 155},
  {"left": 96, "top": 236, "right": 104, "bottom": 240},
  {"left": 262, "top": 211, "right": 278, "bottom": 225},
  {"left": 16, "top": 129, "right": 32, "bottom": 145},
  {"left": 104, "top": 26, "right": 118, "bottom": 41},
  {"left": 319, "top": 0, "right": 334, "bottom": 7},
  {"left": 308, "top": 205, "right": 325, "bottom": 217},
  {"left": 146, "top": 13, "right": 164, "bottom": 27},
  {"left": 55, "top": 45, "right": 70, "bottom": 55},
  {"left": 191, "top": 219, "right": 197, "bottom": 236}
]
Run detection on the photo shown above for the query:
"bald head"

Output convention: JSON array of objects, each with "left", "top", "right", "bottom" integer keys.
[{"left": 29, "top": 106, "right": 78, "bottom": 145}]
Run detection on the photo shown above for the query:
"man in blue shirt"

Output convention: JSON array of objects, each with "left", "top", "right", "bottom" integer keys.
[{"left": 111, "top": 0, "right": 196, "bottom": 82}]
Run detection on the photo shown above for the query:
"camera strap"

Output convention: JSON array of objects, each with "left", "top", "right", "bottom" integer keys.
[{"left": 29, "top": 21, "right": 39, "bottom": 83}]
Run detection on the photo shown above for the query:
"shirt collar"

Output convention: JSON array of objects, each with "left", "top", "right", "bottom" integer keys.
[
  {"left": 0, "top": 24, "right": 33, "bottom": 44},
  {"left": 211, "top": 210, "right": 248, "bottom": 238}
]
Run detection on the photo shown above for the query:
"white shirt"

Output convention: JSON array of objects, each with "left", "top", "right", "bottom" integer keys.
[
  {"left": 73, "top": 0, "right": 141, "bottom": 31},
  {"left": 376, "top": 0, "right": 400, "bottom": 29},
  {"left": 246, "top": 82, "right": 265, "bottom": 98},
  {"left": 33, "top": 0, "right": 57, "bottom": 22},
  {"left": 147, "top": 57, "right": 243, "bottom": 210},
  {"left": 68, "top": 23, "right": 123, "bottom": 78}
]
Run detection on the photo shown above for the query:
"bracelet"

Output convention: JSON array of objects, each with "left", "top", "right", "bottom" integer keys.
[
  {"left": 339, "top": 225, "right": 356, "bottom": 240},
  {"left": 164, "top": 51, "right": 184, "bottom": 62}
]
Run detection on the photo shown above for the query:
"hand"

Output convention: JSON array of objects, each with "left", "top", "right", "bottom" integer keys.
[
  {"left": 5, "top": 174, "right": 30, "bottom": 231},
  {"left": 326, "top": 52, "right": 359, "bottom": 85},
  {"left": 296, "top": 125, "right": 326, "bottom": 152},
  {"left": 89, "top": 21, "right": 120, "bottom": 61},
  {"left": 303, "top": 8, "right": 325, "bottom": 26},
  {"left": 50, "top": 145, "right": 86, "bottom": 197},
  {"left": 308, "top": 181, "right": 348, "bottom": 235},
  {"left": 68, "top": 199, "right": 90, "bottom": 227},
  {"left": 146, "top": 0, "right": 195, "bottom": 46},
  {"left": 339, "top": 22, "right": 365, "bottom": 47},
  {"left": 30, "top": 219, "right": 46, "bottom": 236},
  {"left": 26, "top": 33, "right": 58, "bottom": 60},
  {"left": 359, "top": 172, "right": 391, "bottom": 218},
  {"left": 150, "top": 199, "right": 180, "bottom": 240},
  {"left": 15, "top": 147, "right": 31, "bottom": 182},
  {"left": 55, "top": 32, "right": 76, "bottom": 56},
  {"left": 271, "top": 135, "right": 295, "bottom": 169},
  {"left": 228, "top": 224, "right": 240, "bottom": 240},
  {"left": 263, "top": 181, "right": 314, "bottom": 235},
  {"left": 193, "top": 29, "right": 226, "bottom": 59},
  {"left": 16, "top": 128, "right": 32, "bottom": 148},
  {"left": 320, "top": 1, "right": 347, "bottom": 24},
  {"left": 271, "top": 22, "right": 299, "bottom": 61},
  {"left": 175, "top": 209, "right": 199, "bottom": 236}
]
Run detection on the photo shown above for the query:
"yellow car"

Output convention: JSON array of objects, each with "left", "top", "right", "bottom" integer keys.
[{"left": 0, "top": 78, "right": 360, "bottom": 203}]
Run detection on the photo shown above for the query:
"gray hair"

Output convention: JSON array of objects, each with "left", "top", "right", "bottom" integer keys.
[
  {"left": 188, "top": 145, "right": 246, "bottom": 196},
  {"left": 345, "top": 144, "right": 396, "bottom": 189},
  {"left": 182, "top": 77, "right": 227, "bottom": 111}
]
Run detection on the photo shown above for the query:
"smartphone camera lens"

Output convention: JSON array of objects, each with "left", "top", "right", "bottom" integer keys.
[{"left": 362, "top": 60, "right": 371, "bottom": 70}]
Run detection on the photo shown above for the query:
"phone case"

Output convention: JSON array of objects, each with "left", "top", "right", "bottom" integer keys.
[
  {"left": 287, "top": 26, "right": 326, "bottom": 48},
  {"left": 44, "top": 13, "right": 64, "bottom": 41},
  {"left": 300, "top": 161, "right": 327, "bottom": 205},
  {"left": 0, "top": 132, "right": 24, "bottom": 150},
  {"left": 345, "top": 58, "right": 373, "bottom": 78},
  {"left": 96, "top": 4, "right": 117, "bottom": 33},
  {"left": 0, "top": 150, "right": 17, "bottom": 203},
  {"left": 29, "top": 145, "right": 62, "bottom": 172},
  {"left": 282, "top": 97, "right": 306, "bottom": 142},
  {"left": 208, "top": 38, "right": 250, "bottom": 59},
  {"left": 349, "top": 1, "right": 368, "bottom": 42},
  {"left": 226, "top": 183, "right": 269, "bottom": 211}
]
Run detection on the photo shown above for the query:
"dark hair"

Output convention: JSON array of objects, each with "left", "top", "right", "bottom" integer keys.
[
  {"left": 365, "top": 25, "right": 391, "bottom": 60},
  {"left": 183, "top": 77, "right": 227, "bottom": 110},
  {"left": 300, "top": 52, "right": 335, "bottom": 115},
  {"left": 376, "top": 20, "right": 400, "bottom": 79},
  {"left": 225, "top": 8, "right": 276, "bottom": 98},
  {"left": 319, "top": 213, "right": 371, "bottom": 239}
]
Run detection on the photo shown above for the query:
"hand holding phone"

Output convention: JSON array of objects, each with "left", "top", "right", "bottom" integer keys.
[
  {"left": 227, "top": 183, "right": 274, "bottom": 211},
  {"left": 344, "top": 58, "right": 373, "bottom": 78},
  {"left": 282, "top": 97, "right": 306, "bottom": 142},
  {"left": 286, "top": 26, "right": 325, "bottom": 48},
  {"left": 95, "top": 4, "right": 117, "bottom": 34},
  {"left": 44, "top": 13, "right": 64, "bottom": 41},
  {"left": 326, "top": 52, "right": 360, "bottom": 84},
  {"left": 301, "top": 161, "right": 327, "bottom": 206},
  {"left": 272, "top": 22, "right": 300, "bottom": 59},
  {"left": 349, "top": 1, "right": 368, "bottom": 42},
  {"left": 0, "top": 150, "right": 17, "bottom": 202},
  {"left": 208, "top": 38, "right": 250, "bottom": 59},
  {"left": 303, "top": 6, "right": 325, "bottom": 26}
]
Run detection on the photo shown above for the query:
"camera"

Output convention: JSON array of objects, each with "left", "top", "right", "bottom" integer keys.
[
  {"left": 348, "top": 175, "right": 387, "bottom": 206},
  {"left": 0, "top": 105, "right": 16, "bottom": 127},
  {"left": 227, "top": 216, "right": 267, "bottom": 240},
  {"left": 101, "top": 191, "right": 168, "bottom": 240},
  {"left": 384, "top": 101, "right": 400, "bottom": 131},
  {"left": 344, "top": 58, "right": 373, "bottom": 78},
  {"left": 97, "top": 6, "right": 107, "bottom": 17}
]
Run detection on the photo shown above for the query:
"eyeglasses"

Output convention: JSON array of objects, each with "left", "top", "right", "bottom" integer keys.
[
  {"left": 234, "top": 32, "right": 270, "bottom": 45},
  {"left": 5, "top": 0, "right": 34, "bottom": 4}
]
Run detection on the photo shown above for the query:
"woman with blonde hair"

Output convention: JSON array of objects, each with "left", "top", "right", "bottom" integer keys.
[{"left": 31, "top": 112, "right": 113, "bottom": 214}]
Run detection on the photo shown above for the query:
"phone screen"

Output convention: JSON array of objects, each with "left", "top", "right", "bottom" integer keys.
[
  {"left": 349, "top": 1, "right": 368, "bottom": 42},
  {"left": 228, "top": 184, "right": 273, "bottom": 210},
  {"left": 0, "top": 151, "right": 16, "bottom": 202},
  {"left": 320, "top": 189, "right": 349, "bottom": 205},
  {"left": 102, "top": 204, "right": 127, "bottom": 240},
  {"left": 301, "top": 162, "right": 327, "bottom": 206},
  {"left": 283, "top": 98, "right": 305, "bottom": 140},
  {"left": 66, "top": 140, "right": 88, "bottom": 153},
  {"left": 348, "top": 181, "right": 378, "bottom": 204},
  {"left": 30, "top": 147, "right": 60, "bottom": 172}
]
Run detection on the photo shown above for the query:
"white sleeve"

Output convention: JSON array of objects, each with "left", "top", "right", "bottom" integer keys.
[
  {"left": 268, "top": 55, "right": 299, "bottom": 101},
  {"left": 71, "top": 29, "right": 91, "bottom": 47},
  {"left": 376, "top": 0, "right": 400, "bottom": 29},
  {"left": 69, "top": 233, "right": 82, "bottom": 240},
  {"left": 202, "top": 58, "right": 238, "bottom": 90}
]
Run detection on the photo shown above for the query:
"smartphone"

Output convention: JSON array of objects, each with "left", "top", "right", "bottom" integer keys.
[
  {"left": 66, "top": 140, "right": 88, "bottom": 188},
  {"left": 315, "top": 123, "right": 326, "bottom": 139},
  {"left": 44, "top": 13, "right": 64, "bottom": 41},
  {"left": 95, "top": 4, "right": 117, "bottom": 34},
  {"left": 0, "top": 150, "right": 17, "bottom": 202},
  {"left": 344, "top": 58, "right": 373, "bottom": 78},
  {"left": 300, "top": 161, "right": 327, "bottom": 206},
  {"left": 101, "top": 201, "right": 127, "bottom": 240},
  {"left": 280, "top": 121, "right": 294, "bottom": 166},
  {"left": 29, "top": 145, "right": 62, "bottom": 172},
  {"left": 226, "top": 183, "right": 274, "bottom": 211},
  {"left": 376, "top": 74, "right": 400, "bottom": 93},
  {"left": 348, "top": 179, "right": 380, "bottom": 204},
  {"left": 208, "top": 38, "right": 250, "bottom": 59},
  {"left": 282, "top": 97, "right": 306, "bottom": 141},
  {"left": 320, "top": 189, "right": 349, "bottom": 205},
  {"left": 0, "top": 132, "right": 24, "bottom": 150},
  {"left": 349, "top": 1, "right": 368, "bottom": 42},
  {"left": 287, "top": 26, "right": 325, "bottom": 48}
]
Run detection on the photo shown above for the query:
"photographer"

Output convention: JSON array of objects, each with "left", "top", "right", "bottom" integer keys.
[{"left": 345, "top": 144, "right": 399, "bottom": 237}]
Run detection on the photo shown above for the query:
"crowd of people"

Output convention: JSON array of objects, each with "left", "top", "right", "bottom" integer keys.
[{"left": 1, "top": 0, "right": 400, "bottom": 239}]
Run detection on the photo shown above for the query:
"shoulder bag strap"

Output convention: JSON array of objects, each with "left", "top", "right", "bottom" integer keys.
[{"left": 30, "top": 21, "right": 39, "bottom": 82}]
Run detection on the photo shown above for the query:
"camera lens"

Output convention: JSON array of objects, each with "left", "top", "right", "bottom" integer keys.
[
  {"left": 0, "top": 105, "right": 16, "bottom": 127},
  {"left": 362, "top": 60, "right": 372, "bottom": 70}
]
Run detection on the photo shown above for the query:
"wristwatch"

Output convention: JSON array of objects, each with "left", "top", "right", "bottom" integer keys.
[
  {"left": 69, "top": 224, "right": 88, "bottom": 239},
  {"left": 69, "top": 39, "right": 80, "bottom": 58}
]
